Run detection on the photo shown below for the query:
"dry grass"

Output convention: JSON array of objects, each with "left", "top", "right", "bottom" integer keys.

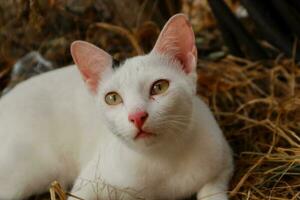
[{"left": 197, "top": 55, "right": 300, "bottom": 200}]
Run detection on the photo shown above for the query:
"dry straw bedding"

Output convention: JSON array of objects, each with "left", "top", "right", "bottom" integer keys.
[{"left": 198, "top": 56, "right": 300, "bottom": 200}]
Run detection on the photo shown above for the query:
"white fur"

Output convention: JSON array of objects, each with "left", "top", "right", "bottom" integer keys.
[{"left": 0, "top": 52, "right": 233, "bottom": 200}]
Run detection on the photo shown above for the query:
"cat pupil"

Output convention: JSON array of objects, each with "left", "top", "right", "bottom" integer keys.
[{"left": 158, "top": 84, "right": 162, "bottom": 90}]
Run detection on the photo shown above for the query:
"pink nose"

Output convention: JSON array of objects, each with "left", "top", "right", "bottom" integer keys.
[{"left": 128, "top": 111, "right": 148, "bottom": 129}]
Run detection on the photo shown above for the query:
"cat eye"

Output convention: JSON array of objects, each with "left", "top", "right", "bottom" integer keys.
[
  {"left": 150, "top": 79, "right": 169, "bottom": 95},
  {"left": 105, "top": 92, "right": 123, "bottom": 105}
]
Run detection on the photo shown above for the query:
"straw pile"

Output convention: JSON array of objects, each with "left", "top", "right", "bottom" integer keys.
[{"left": 198, "top": 56, "right": 300, "bottom": 200}]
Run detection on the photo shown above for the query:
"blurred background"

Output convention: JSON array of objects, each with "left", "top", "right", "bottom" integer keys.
[{"left": 0, "top": 0, "right": 299, "bottom": 200}]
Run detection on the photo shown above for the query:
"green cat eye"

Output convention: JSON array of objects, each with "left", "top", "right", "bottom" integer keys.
[
  {"left": 105, "top": 92, "right": 123, "bottom": 105},
  {"left": 150, "top": 79, "right": 169, "bottom": 95}
]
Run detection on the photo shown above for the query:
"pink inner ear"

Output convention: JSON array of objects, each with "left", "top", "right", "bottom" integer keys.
[
  {"left": 152, "top": 14, "right": 197, "bottom": 74},
  {"left": 80, "top": 66, "right": 100, "bottom": 92},
  {"left": 71, "top": 41, "right": 112, "bottom": 94}
]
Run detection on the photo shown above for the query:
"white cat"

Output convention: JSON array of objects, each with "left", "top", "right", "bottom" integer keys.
[{"left": 0, "top": 14, "right": 233, "bottom": 200}]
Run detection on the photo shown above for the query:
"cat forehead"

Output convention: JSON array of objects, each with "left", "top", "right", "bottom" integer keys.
[
  {"left": 119, "top": 54, "right": 174, "bottom": 74},
  {"left": 101, "top": 54, "right": 182, "bottom": 90}
]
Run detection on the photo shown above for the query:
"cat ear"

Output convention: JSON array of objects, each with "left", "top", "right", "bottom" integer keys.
[
  {"left": 151, "top": 14, "right": 197, "bottom": 74},
  {"left": 71, "top": 41, "right": 112, "bottom": 94}
]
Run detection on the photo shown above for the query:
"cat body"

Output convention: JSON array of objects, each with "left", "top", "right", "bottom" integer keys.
[{"left": 0, "top": 14, "right": 233, "bottom": 200}]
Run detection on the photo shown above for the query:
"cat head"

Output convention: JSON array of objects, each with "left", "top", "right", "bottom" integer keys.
[{"left": 71, "top": 14, "right": 198, "bottom": 152}]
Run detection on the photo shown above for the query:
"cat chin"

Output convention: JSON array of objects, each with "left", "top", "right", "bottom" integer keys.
[{"left": 117, "top": 133, "right": 162, "bottom": 152}]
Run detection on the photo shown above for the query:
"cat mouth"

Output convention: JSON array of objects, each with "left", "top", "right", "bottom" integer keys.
[{"left": 134, "top": 130, "right": 156, "bottom": 140}]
